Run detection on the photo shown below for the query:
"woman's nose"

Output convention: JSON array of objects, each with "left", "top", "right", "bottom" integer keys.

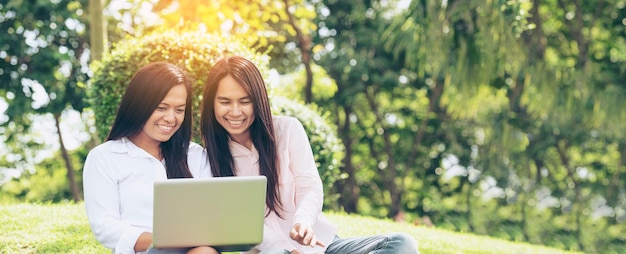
[
  {"left": 163, "top": 109, "right": 176, "bottom": 121},
  {"left": 230, "top": 104, "right": 242, "bottom": 115}
]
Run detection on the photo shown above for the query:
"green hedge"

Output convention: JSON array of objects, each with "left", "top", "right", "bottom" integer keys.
[
  {"left": 88, "top": 31, "right": 343, "bottom": 206},
  {"left": 88, "top": 31, "right": 270, "bottom": 142}
]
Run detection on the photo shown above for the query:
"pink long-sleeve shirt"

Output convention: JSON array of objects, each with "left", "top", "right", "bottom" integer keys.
[{"left": 233, "top": 116, "right": 337, "bottom": 254}]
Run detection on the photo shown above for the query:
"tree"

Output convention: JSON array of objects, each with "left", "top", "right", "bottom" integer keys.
[
  {"left": 151, "top": 0, "right": 318, "bottom": 102},
  {"left": 314, "top": 0, "right": 432, "bottom": 217},
  {"left": 89, "top": 0, "right": 107, "bottom": 61},
  {"left": 0, "top": 0, "right": 91, "bottom": 201},
  {"left": 380, "top": 0, "right": 626, "bottom": 251}
]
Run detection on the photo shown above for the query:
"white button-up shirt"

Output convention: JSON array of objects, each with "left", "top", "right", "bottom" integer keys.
[{"left": 83, "top": 138, "right": 211, "bottom": 254}]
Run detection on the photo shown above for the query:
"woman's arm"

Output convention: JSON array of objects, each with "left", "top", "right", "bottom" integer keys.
[
  {"left": 83, "top": 147, "right": 145, "bottom": 253},
  {"left": 135, "top": 232, "right": 153, "bottom": 252},
  {"left": 283, "top": 117, "right": 325, "bottom": 227},
  {"left": 188, "top": 142, "right": 212, "bottom": 178}
]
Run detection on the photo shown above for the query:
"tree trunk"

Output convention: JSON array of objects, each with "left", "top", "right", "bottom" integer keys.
[
  {"left": 282, "top": 0, "right": 313, "bottom": 103},
  {"left": 465, "top": 182, "right": 474, "bottom": 231},
  {"left": 607, "top": 142, "right": 624, "bottom": 207},
  {"left": 556, "top": 140, "right": 585, "bottom": 251},
  {"left": 89, "top": 0, "right": 108, "bottom": 61},
  {"left": 365, "top": 87, "right": 402, "bottom": 218},
  {"left": 523, "top": 0, "right": 546, "bottom": 61},
  {"left": 335, "top": 104, "right": 359, "bottom": 213},
  {"left": 405, "top": 77, "right": 444, "bottom": 175},
  {"left": 521, "top": 192, "right": 530, "bottom": 241},
  {"left": 54, "top": 112, "right": 81, "bottom": 201}
]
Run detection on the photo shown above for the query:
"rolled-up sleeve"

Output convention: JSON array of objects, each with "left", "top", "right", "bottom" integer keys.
[
  {"left": 83, "top": 148, "right": 142, "bottom": 253},
  {"left": 188, "top": 142, "right": 212, "bottom": 178},
  {"left": 284, "top": 117, "right": 324, "bottom": 228}
]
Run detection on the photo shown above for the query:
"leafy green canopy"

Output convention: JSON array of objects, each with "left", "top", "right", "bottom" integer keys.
[{"left": 88, "top": 31, "right": 342, "bottom": 202}]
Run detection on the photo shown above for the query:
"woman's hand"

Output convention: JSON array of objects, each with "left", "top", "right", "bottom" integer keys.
[
  {"left": 290, "top": 251, "right": 324, "bottom": 254},
  {"left": 186, "top": 246, "right": 219, "bottom": 254},
  {"left": 135, "top": 232, "right": 153, "bottom": 252},
  {"left": 289, "top": 223, "right": 326, "bottom": 248}
]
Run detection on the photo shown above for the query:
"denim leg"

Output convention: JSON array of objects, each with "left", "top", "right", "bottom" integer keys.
[
  {"left": 259, "top": 249, "right": 290, "bottom": 254},
  {"left": 147, "top": 247, "right": 190, "bottom": 254},
  {"left": 325, "top": 233, "right": 419, "bottom": 254}
]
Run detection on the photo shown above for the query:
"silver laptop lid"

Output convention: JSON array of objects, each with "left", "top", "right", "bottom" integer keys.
[{"left": 153, "top": 175, "right": 267, "bottom": 251}]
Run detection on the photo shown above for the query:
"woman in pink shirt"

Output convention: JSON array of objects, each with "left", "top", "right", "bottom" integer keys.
[{"left": 200, "top": 56, "right": 419, "bottom": 254}]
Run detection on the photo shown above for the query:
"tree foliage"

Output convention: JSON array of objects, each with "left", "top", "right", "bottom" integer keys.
[
  {"left": 0, "top": 0, "right": 90, "bottom": 201},
  {"left": 151, "top": 0, "right": 319, "bottom": 98},
  {"left": 308, "top": 0, "right": 626, "bottom": 252},
  {"left": 151, "top": 0, "right": 315, "bottom": 64}
]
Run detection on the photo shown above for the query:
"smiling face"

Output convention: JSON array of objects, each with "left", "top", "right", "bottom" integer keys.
[
  {"left": 131, "top": 84, "right": 187, "bottom": 151},
  {"left": 214, "top": 74, "right": 255, "bottom": 148}
]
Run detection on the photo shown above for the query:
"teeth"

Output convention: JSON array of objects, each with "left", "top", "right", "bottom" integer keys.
[
  {"left": 158, "top": 125, "right": 173, "bottom": 131},
  {"left": 228, "top": 120, "right": 243, "bottom": 125}
]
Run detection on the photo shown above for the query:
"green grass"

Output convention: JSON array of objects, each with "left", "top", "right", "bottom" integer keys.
[
  {"left": 0, "top": 202, "right": 105, "bottom": 253},
  {"left": 0, "top": 203, "right": 581, "bottom": 254}
]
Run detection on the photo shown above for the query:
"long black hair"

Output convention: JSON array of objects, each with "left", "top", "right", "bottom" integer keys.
[
  {"left": 201, "top": 56, "right": 283, "bottom": 218},
  {"left": 107, "top": 62, "right": 194, "bottom": 178}
]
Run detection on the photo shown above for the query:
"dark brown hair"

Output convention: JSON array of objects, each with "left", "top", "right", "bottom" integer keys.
[
  {"left": 107, "top": 62, "right": 194, "bottom": 178},
  {"left": 200, "top": 56, "right": 283, "bottom": 218}
]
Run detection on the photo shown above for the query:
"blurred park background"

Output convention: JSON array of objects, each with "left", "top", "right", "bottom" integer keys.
[{"left": 1, "top": 0, "right": 625, "bottom": 253}]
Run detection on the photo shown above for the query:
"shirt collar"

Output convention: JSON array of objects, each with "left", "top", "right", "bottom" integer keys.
[
  {"left": 109, "top": 137, "right": 155, "bottom": 159},
  {"left": 228, "top": 137, "right": 257, "bottom": 158}
]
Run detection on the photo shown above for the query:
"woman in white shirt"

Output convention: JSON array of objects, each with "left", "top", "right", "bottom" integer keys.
[
  {"left": 83, "top": 62, "right": 216, "bottom": 254},
  {"left": 199, "top": 56, "right": 419, "bottom": 254}
]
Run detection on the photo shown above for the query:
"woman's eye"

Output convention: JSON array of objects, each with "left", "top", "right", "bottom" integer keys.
[
  {"left": 241, "top": 101, "right": 251, "bottom": 105},
  {"left": 156, "top": 107, "right": 166, "bottom": 111},
  {"left": 176, "top": 109, "right": 185, "bottom": 113}
]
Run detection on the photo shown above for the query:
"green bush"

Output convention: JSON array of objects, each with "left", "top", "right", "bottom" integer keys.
[
  {"left": 88, "top": 31, "right": 343, "bottom": 207},
  {"left": 0, "top": 154, "right": 75, "bottom": 203}
]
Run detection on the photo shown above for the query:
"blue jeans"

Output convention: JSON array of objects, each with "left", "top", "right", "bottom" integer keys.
[
  {"left": 147, "top": 247, "right": 189, "bottom": 254},
  {"left": 260, "top": 233, "right": 419, "bottom": 254}
]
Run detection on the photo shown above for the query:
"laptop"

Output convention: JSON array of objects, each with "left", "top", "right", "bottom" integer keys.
[{"left": 152, "top": 175, "right": 267, "bottom": 252}]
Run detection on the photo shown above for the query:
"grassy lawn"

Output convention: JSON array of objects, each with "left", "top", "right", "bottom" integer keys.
[{"left": 0, "top": 202, "right": 581, "bottom": 254}]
